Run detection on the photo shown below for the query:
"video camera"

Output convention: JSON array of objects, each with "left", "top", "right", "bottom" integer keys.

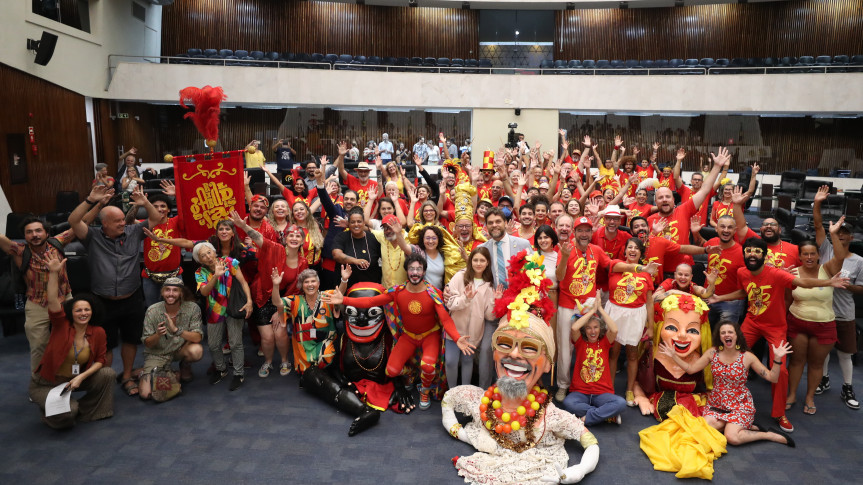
[{"left": 505, "top": 123, "right": 518, "bottom": 149}]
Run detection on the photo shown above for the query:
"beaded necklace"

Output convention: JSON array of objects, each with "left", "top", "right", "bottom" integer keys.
[{"left": 478, "top": 385, "right": 550, "bottom": 452}]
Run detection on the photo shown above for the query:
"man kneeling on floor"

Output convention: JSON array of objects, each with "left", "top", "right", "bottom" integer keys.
[{"left": 138, "top": 277, "right": 204, "bottom": 400}]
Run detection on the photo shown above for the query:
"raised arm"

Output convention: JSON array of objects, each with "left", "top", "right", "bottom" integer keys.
[
  {"left": 812, "top": 184, "right": 829, "bottom": 247},
  {"left": 45, "top": 253, "right": 66, "bottom": 313},
  {"left": 230, "top": 210, "right": 263, "bottom": 248},
  {"left": 744, "top": 341, "right": 792, "bottom": 384},
  {"left": 262, "top": 165, "right": 287, "bottom": 193},
  {"left": 672, "top": 148, "right": 686, "bottom": 189},
  {"left": 69, "top": 185, "right": 114, "bottom": 240},
  {"left": 823, "top": 216, "right": 850, "bottom": 277},
  {"left": 730, "top": 185, "right": 751, "bottom": 242},
  {"left": 744, "top": 163, "right": 759, "bottom": 196},
  {"left": 129, "top": 186, "right": 162, "bottom": 229},
  {"left": 336, "top": 140, "right": 349, "bottom": 180},
  {"left": 692, "top": 147, "right": 730, "bottom": 209},
  {"left": 142, "top": 227, "right": 195, "bottom": 249}
]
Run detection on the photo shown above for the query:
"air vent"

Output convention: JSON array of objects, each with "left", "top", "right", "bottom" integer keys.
[{"left": 132, "top": 2, "right": 146, "bottom": 22}]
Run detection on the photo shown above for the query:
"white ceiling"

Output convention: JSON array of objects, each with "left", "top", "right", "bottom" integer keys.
[{"left": 343, "top": 0, "right": 784, "bottom": 10}]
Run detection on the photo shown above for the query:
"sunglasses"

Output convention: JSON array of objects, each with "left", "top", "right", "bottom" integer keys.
[
  {"left": 492, "top": 330, "right": 544, "bottom": 358},
  {"left": 743, "top": 247, "right": 764, "bottom": 256}
]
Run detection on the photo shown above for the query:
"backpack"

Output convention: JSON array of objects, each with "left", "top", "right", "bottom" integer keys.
[{"left": 11, "top": 238, "right": 65, "bottom": 295}]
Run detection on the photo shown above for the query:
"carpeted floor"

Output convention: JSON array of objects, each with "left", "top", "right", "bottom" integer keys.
[{"left": 1, "top": 330, "right": 862, "bottom": 485}]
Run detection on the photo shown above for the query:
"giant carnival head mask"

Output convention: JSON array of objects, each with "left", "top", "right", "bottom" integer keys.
[
  {"left": 344, "top": 283, "right": 387, "bottom": 343},
  {"left": 657, "top": 294, "right": 712, "bottom": 362},
  {"left": 492, "top": 314, "right": 555, "bottom": 399}
]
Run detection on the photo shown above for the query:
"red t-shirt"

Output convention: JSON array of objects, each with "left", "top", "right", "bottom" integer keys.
[
  {"left": 282, "top": 187, "right": 319, "bottom": 207},
  {"left": 592, "top": 229, "right": 631, "bottom": 290},
  {"left": 648, "top": 198, "right": 697, "bottom": 271},
  {"left": 345, "top": 173, "right": 378, "bottom": 207},
  {"left": 737, "top": 265, "right": 797, "bottom": 327},
  {"left": 659, "top": 278, "right": 693, "bottom": 294},
  {"left": 559, "top": 244, "right": 613, "bottom": 309},
  {"left": 643, "top": 236, "right": 682, "bottom": 284},
  {"left": 636, "top": 166, "right": 654, "bottom": 184},
  {"left": 705, "top": 238, "right": 746, "bottom": 297},
  {"left": 627, "top": 202, "right": 654, "bottom": 219},
  {"left": 678, "top": 185, "right": 715, "bottom": 226},
  {"left": 142, "top": 216, "right": 183, "bottom": 274},
  {"left": 657, "top": 173, "right": 676, "bottom": 191},
  {"left": 478, "top": 181, "right": 494, "bottom": 201},
  {"left": 607, "top": 261, "right": 654, "bottom": 308},
  {"left": 710, "top": 200, "right": 733, "bottom": 226},
  {"left": 343, "top": 286, "right": 460, "bottom": 341},
  {"left": 734, "top": 228, "right": 800, "bottom": 269},
  {"left": 569, "top": 337, "right": 614, "bottom": 395}
]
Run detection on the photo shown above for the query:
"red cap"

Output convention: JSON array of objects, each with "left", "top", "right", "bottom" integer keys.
[
  {"left": 250, "top": 195, "right": 269, "bottom": 207},
  {"left": 589, "top": 190, "right": 603, "bottom": 199},
  {"left": 381, "top": 214, "right": 399, "bottom": 226},
  {"left": 575, "top": 217, "right": 592, "bottom": 228}
]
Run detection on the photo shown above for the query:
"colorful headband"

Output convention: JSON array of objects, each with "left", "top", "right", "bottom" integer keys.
[{"left": 250, "top": 195, "right": 269, "bottom": 207}]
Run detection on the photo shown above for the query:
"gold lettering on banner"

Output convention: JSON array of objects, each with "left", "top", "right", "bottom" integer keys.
[
  {"left": 189, "top": 182, "right": 237, "bottom": 229},
  {"left": 181, "top": 163, "right": 237, "bottom": 181}
]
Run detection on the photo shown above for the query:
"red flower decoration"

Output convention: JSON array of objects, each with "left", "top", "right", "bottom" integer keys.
[{"left": 677, "top": 294, "right": 696, "bottom": 312}]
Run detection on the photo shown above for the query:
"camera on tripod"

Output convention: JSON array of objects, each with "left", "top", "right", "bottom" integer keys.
[{"left": 505, "top": 123, "right": 518, "bottom": 149}]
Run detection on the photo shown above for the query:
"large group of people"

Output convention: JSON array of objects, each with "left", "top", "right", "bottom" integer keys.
[{"left": 3, "top": 129, "right": 861, "bottom": 484}]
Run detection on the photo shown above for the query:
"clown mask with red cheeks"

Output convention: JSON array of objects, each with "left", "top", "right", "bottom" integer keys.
[{"left": 660, "top": 308, "right": 703, "bottom": 359}]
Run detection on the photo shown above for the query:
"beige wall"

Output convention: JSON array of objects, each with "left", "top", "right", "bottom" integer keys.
[
  {"left": 106, "top": 63, "right": 863, "bottom": 115},
  {"left": 0, "top": 1, "right": 162, "bottom": 97},
  {"left": 471, "top": 109, "right": 559, "bottom": 167}
]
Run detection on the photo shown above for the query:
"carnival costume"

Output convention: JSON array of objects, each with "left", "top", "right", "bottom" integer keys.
[
  {"left": 342, "top": 280, "right": 460, "bottom": 400},
  {"left": 300, "top": 283, "right": 414, "bottom": 436},
  {"left": 442, "top": 251, "right": 599, "bottom": 484},
  {"left": 638, "top": 294, "right": 726, "bottom": 480},
  {"left": 635, "top": 294, "right": 713, "bottom": 421}
]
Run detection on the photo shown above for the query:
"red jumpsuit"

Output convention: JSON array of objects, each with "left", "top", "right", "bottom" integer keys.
[{"left": 343, "top": 287, "right": 462, "bottom": 390}]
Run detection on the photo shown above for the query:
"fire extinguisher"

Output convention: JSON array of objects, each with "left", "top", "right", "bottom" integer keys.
[{"left": 28, "top": 113, "right": 38, "bottom": 156}]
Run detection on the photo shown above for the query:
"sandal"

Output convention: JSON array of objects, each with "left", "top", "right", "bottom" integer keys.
[
  {"left": 803, "top": 404, "right": 817, "bottom": 415},
  {"left": 785, "top": 400, "right": 796, "bottom": 411},
  {"left": 120, "top": 378, "right": 139, "bottom": 397}
]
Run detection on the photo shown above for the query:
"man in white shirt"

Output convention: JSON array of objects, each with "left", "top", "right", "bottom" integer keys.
[{"left": 378, "top": 133, "right": 394, "bottom": 164}]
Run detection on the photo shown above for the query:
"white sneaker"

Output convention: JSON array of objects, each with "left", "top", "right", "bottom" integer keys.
[
  {"left": 258, "top": 362, "right": 273, "bottom": 378},
  {"left": 555, "top": 388, "right": 567, "bottom": 402},
  {"left": 279, "top": 362, "right": 291, "bottom": 376}
]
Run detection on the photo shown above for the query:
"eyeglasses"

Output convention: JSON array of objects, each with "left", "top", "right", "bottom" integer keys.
[
  {"left": 456, "top": 224, "right": 472, "bottom": 230},
  {"left": 743, "top": 247, "right": 764, "bottom": 256},
  {"left": 492, "top": 330, "right": 544, "bottom": 358},
  {"left": 423, "top": 236, "right": 438, "bottom": 241},
  {"left": 762, "top": 222, "right": 779, "bottom": 227}
]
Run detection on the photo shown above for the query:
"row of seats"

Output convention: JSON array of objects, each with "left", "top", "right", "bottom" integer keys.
[
  {"left": 539, "top": 55, "right": 863, "bottom": 74},
  {"left": 172, "top": 49, "right": 494, "bottom": 72}
]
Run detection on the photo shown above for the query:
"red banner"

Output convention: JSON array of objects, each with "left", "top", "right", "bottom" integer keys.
[{"left": 172, "top": 151, "right": 246, "bottom": 240}]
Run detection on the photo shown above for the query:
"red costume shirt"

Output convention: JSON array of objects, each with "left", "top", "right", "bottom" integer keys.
[
  {"left": 710, "top": 200, "right": 733, "bottom": 226},
  {"left": 569, "top": 337, "right": 614, "bottom": 395},
  {"left": 627, "top": 202, "right": 654, "bottom": 219},
  {"left": 737, "top": 265, "right": 796, "bottom": 327},
  {"left": 236, "top": 217, "right": 280, "bottom": 245},
  {"left": 142, "top": 216, "right": 183, "bottom": 274},
  {"left": 343, "top": 286, "right": 461, "bottom": 341},
  {"left": 253, "top": 239, "right": 308, "bottom": 306},
  {"left": 642, "top": 236, "right": 682, "bottom": 285},
  {"left": 345, "top": 173, "right": 378, "bottom": 207},
  {"left": 592, "top": 229, "right": 631, "bottom": 290},
  {"left": 706, "top": 238, "right": 746, "bottom": 297},
  {"left": 39, "top": 310, "right": 108, "bottom": 382},
  {"left": 648, "top": 198, "right": 697, "bottom": 272},
  {"left": 735, "top": 228, "right": 800, "bottom": 269},
  {"left": 607, "top": 262, "right": 654, "bottom": 308},
  {"left": 559, "top": 244, "right": 613, "bottom": 309},
  {"left": 678, "top": 185, "right": 715, "bottom": 227}
]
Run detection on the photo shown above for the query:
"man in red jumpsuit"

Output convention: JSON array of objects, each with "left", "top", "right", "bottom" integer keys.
[{"left": 325, "top": 252, "right": 475, "bottom": 409}]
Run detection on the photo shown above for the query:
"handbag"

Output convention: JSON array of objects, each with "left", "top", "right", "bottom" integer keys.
[
  {"left": 227, "top": 285, "right": 248, "bottom": 319},
  {"left": 150, "top": 366, "right": 182, "bottom": 402}
]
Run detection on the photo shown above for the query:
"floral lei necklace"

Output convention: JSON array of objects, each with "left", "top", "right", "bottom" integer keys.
[{"left": 478, "top": 385, "right": 550, "bottom": 452}]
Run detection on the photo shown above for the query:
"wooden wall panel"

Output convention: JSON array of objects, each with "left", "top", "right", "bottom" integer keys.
[
  {"left": 0, "top": 63, "right": 92, "bottom": 215},
  {"left": 161, "top": 0, "right": 479, "bottom": 60},
  {"left": 555, "top": 0, "right": 863, "bottom": 61}
]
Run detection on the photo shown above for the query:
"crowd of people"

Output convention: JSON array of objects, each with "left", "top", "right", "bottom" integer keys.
[{"left": 2, "top": 129, "right": 861, "bottom": 482}]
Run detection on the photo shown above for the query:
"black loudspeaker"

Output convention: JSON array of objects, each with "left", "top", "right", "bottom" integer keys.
[
  {"left": 27, "top": 32, "right": 59, "bottom": 66},
  {"left": 514, "top": 108, "right": 521, "bottom": 116}
]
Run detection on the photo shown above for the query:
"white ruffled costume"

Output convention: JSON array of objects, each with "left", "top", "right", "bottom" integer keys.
[{"left": 442, "top": 385, "right": 599, "bottom": 485}]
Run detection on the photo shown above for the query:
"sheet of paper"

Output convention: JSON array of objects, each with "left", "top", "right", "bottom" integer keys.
[{"left": 44, "top": 383, "right": 71, "bottom": 417}]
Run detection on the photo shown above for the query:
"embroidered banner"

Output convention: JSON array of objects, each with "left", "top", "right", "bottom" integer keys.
[{"left": 173, "top": 151, "right": 246, "bottom": 240}]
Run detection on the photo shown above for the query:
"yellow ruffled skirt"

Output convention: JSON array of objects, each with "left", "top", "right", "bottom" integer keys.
[{"left": 639, "top": 405, "right": 728, "bottom": 480}]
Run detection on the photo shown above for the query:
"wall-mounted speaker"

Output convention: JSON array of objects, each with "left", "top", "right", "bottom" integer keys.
[{"left": 27, "top": 31, "right": 59, "bottom": 66}]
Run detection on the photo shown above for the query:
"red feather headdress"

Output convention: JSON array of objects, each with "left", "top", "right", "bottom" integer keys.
[{"left": 179, "top": 86, "right": 226, "bottom": 144}]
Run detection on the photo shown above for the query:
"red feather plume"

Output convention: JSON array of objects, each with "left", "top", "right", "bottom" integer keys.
[{"left": 179, "top": 86, "right": 226, "bottom": 142}]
